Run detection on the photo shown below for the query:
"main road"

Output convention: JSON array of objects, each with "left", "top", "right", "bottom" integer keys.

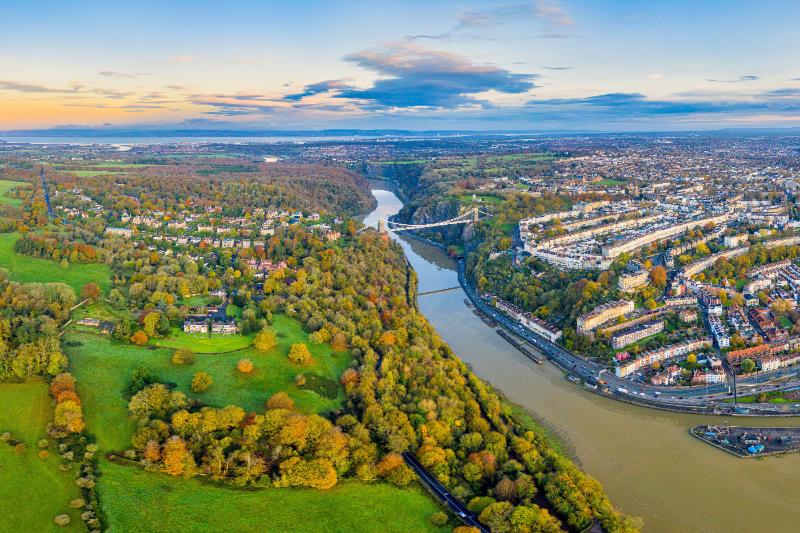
[{"left": 456, "top": 259, "right": 800, "bottom": 415}]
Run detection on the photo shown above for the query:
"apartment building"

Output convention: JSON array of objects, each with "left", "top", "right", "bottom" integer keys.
[
  {"left": 615, "top": 338, "right": 711, "bottom": 377},
  {"left": 577, "top": 300, "right": 634, "bottom": 334},
  {"left": 618, "top": 260, "right": 649, "bottom": 291},
  {"left": 611, "top": 320, "right": 664, "bottom": 349}
]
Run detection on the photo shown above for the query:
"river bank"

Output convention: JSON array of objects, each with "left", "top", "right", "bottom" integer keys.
[{"left": 365, "top": 183, "right": 800, "bottom": 533}]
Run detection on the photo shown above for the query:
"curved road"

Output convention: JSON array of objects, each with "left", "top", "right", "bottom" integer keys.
[{"left": 402, "top": 451, "right": 490, "bottom": 532}]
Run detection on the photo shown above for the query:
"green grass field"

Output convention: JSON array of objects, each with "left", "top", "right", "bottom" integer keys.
[
  {"left": 0, "top": 382, "right": 83, "bottom": 532},
  {"left": 151, "top": 328, "right": 255, "bottom": 353},
  {"left": 98, "top": 460, "right": 448, "bottom": 533},
  {"left": 65, "top": 315, "right": 351, "bottom": 451},
  {"left": 594, "top": 178, "right": 626, "bottom": 186},
  {"left": 0, "top": 233, "right": 112, "bottom": 294},
  {"left": 0, "top": 179, "right": 23, "bottom": 206}
]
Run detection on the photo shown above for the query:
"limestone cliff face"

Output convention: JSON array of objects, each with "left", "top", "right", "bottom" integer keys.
[{"left": 409, "top": 199, "right": 467, "bottom": 243}]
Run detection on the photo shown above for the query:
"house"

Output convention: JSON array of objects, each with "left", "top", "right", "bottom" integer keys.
[
  {"left": 183, "top": 320, "right": 207, "bottom": 334},
  {"left": 211, "top": 320, "right": 239, "bottom": 335}
]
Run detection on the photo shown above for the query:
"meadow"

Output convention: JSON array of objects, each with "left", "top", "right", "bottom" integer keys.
[
  {"left": 64, "top": 314, "right": 351, "bottom": 451},
  {"left": 0, "top": 382, "right": 83, "bottom": 532},
  {"left": 0, "top": 233, "right": 112, "bottom": 294},
  {"left": 0, "top": 179, "right": 23, "bottom": 206},
  {"left": 150, "top": 328, "right": 255, "bottom": 353},
  {"left": 98, "top": 460, "right": 448, "bottom": 533}
]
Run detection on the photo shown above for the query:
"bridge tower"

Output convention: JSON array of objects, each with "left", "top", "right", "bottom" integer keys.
[
  {"left": 377, "top": 218, "right": 387, "bottom": 234},
  {"left": 472, "top": 207, "right": 479, "bottom": 223}
]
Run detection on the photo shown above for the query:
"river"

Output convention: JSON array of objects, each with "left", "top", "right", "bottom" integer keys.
[{"left": 364, "top": 183, "right": 800, "bottom": 533}]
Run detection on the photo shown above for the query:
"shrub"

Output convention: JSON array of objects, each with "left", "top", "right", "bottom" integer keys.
[
  {"left": 70, "top": 498, "right": 86, "bottom": 509},
  {"left": 237, "top": 358, "right": 254, "bottom": 374},
  {"left": 191, "top": 371, "right": 213, "bottom": 393},
  {"left": 130, "top": 330, "right": 149, "bottom": 345},
  {"left": 54, "top": 514, "right": 71, "bottom": 527},
  {"left": 429, "top": 511, "right": 448, "bottom": 526},
  {"left": 294, "top": 373, "right": 307, "bottom": 386},
  {"left": 127, "top": 367, "right": 158, "bottom": 396},
  {"left": 288, "top": 343, "right": 312, "bottom": 364},
  {"left": 266, "top": 391, "right": 295, "bottom": 411},
  {"left": 254, "top": 327, "right": 277, "bottom": 351},
  {"left": 171, "top": 349, "right": 196, "bottom": 366}
]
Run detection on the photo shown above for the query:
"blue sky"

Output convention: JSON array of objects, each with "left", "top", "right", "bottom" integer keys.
[{"left": 1, "top": 0, "right": 799, "bottom": 130}]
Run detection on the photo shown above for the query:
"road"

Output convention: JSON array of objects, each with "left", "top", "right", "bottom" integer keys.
[
  {"left": 402, "top": 451, "right": 490, "bottom": 532},
  {"left": 457, "top": 259, "right": 800, "bottom": 416}
]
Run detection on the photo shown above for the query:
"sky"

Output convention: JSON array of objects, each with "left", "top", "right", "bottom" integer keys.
[{"left": 1, "top": 0, "right": 799, "bottom": 132}]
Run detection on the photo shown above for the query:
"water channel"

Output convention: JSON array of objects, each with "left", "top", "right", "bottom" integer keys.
[{"left": 364, "top": 183, "right": 800, "bottom": 533}]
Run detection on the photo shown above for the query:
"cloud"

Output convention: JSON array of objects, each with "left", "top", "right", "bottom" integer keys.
[
  {"left": 283, "top": 80, "right": 352, "bottom": 101},
  {"left": 707, "top": 75, "right": 760, "bottom": 83},
  {"left": 407, "top": 1, "right": 572, "bottom": 41},
  {"left": 791, "top": 77, "right": 800, "bottom": 82},
  {"left": 170, "top": 55, "right": 196, "bottom": 63},
  {"left": 525, "top": 91, "right": 800, "bottom": 119},
  {"left": 98, "top": 71, "right": 152, "bottom": 79},
  {"left": 647, "top": 72, "right": 664, "bottom": 80},
  {"left": 335, "top": 42, "right": 537, "bottom": 108},
  {"left": 543, "top": 65, "right": 572, "bottom": 71},
  {"left": 0, "top": 80, "right": 67, "bottom": 93}
]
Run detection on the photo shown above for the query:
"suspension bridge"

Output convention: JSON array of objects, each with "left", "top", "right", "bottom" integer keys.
[{"left": 376, "top": 207, "right": 492, "bottom": 234}]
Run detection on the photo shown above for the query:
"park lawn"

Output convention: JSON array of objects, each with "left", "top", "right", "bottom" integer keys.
[
  {"left": 0, "top": 382, "right": 83, "bottom": 532},
  {"left": 151, "top": 328, "right": 254, "bottom": 353},
  {"left": 98, "top": 460, "right": 449, "bottom": 533},
  {"left": 0, "top": 179, "right": 23, "bottom": 206},
  {"left": 0, "top": 233, "right": 112, "bottom": 295},
  {"left": 65, "top": 315, "right": 351, "bottom": 451},
  {"left": 780, "top": 316, "right": 793, "bottom": 329}
]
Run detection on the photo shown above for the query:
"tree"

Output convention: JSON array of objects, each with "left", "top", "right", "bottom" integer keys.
[
  {"left": 237, "top": 358, "right": 254, "bottom": 374},
  {"left": 288, "top": 343, "right": 312, "bottom": 364},
  {"left": 162, "top": 435, "right": 195, "bottom": 476},
  {"left": 650, "top": 266, "right": 667, "bottom": 288},
  {"left": 143, "top": 311, "right": 161, "bottom": 337},
  {"left": 266, "top": 391, "right": 295, "bottom": 410},
  {"left": 254, "top": 327, "right": 277, "bottom": 351},
  {"left": 429, "top": 511, "right": 448, "bottom": 526},
  {"left": 172, "top": 349, "right": 196, "bottom": 366},
  {"left": 130, "top": 330, "right": 149, "bottom": 346},
  {"left": 80, "top": 282, "right": 101, "bottom": 300},
  {"left": 686, "top": 353, "right": 697, "bottom": 364},
  {"left": 191, "top": 371, "right": 213, "bottom": 393},
  {"left": 741, "top": 358, "right": 756, "bottom": 374}
]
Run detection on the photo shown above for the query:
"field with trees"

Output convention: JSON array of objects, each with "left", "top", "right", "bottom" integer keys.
[
  {"left": 64, "top": 314, "right": 350, "bottom": 451},
  {"left": 0, "top": 382, "right": 83, "bottom": 532},
  {"left": 0, "top": 233, "right": 112, "bottom": 294},
  {"left": 0, "top": 179, "right": 23, "bottom": 206}
]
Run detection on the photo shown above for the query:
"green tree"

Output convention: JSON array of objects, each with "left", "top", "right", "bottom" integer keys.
[{"left": 741, "top": 358, "right": 756, "bottom": 374}]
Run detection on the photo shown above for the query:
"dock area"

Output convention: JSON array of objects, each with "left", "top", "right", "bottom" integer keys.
[
  {"left": 690, "top": 425, "right": 800, "bottom": 457},
  {"left": 496, "top": 329, "right": 544, "bottom": 364}
]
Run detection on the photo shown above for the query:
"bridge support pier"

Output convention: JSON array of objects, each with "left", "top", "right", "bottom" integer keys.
[
  {"left": 472, "top": 207, "right": 479, "bottom": 223},
  {"left": 378, "top": 218, "right": 387, "bottom": 234}
]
